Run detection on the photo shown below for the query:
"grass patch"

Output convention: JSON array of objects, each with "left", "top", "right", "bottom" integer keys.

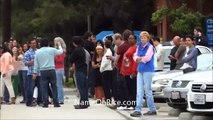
[{"left": 64, "top": 77, "right": 75, "bottom": 88}]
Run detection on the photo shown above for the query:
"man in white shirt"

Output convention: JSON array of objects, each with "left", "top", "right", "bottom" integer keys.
[
  {"left": 100, "top": 41, "right": 113, "bottom": 103},
  {"left": 153, "top": 37, "right": 165, "bottom": 71}
]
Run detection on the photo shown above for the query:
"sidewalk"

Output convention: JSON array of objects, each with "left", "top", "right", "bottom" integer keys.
[
  {"left": 0, "top": 88, "right": 179, "bottom": 120},
  {"left": 0, "top": 88, "right": 125, "bottom": 120}
]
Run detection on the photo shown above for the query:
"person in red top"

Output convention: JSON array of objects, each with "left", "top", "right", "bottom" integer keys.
[
  {"left": 54, "top": 37, "right": 66, "bottom": 104},
  {"left": 120, "top": 34, "right": 137, "bottom": 109},
  {"left": 120, "top": 34, "right": 137, "bottom": 76}
]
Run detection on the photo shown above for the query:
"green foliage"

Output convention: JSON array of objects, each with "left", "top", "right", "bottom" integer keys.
[
  {"left": 171, "top": 12, "right": 203, "bottom": 35},
  {"left": 10, "top": 0, "right": 154, "bottom": 42},
  {"left": 11, "top": 0, "right": 92, "bottom": 41},
  {"left": 151, "top": 6, "right": 169, "bottom": 24},
  {"left": 151, "top": 4, "right": 204, "bottom": 35}
]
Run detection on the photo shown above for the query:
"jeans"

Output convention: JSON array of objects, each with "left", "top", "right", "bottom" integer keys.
[
  {"left": 56, "top": 69, "right": 64, "bottom": 103},
  {"left": 75, "top": 71, "right": 89, "bottom": 105},
  {"left": 18, "top": 70, "right": 28, "bottom": 101},
  {"left": 26, "top": 75, "right": 42, "bottom": 106},
  {"left": 3, "top": 87, "right": 9, "bottom": 102},
  {"left": 88, "top": 68, "right": 95, "bottom": 96},
  {"left": 40, "top": 70, "right": 59, "bottom": 106},
  {"left": 135, "top": 72, "right": 156, "bottom": 112}
]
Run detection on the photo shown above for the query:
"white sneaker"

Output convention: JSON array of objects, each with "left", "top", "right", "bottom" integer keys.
[
  {"left": 127, "top": 107, "right": 134, "bottom": 110},
  {"left": 117, "top": 106, "right": 127, "bottom": 110},
  {"left": 116, "top": 106, "right": 124, "bottom": 110}
]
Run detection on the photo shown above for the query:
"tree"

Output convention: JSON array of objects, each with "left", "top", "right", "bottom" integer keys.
[
  {"left": 151, "top": 4, "right": 204, "bottom": 36},
  {"left": 11, "top": 0, "right": 155, "bottom": 43},
  {"left": 2, "top": 0, "right": 11, "bottom": 43}
]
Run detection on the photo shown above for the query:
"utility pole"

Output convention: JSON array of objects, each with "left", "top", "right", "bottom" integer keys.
[{"left": 2, "top": 0, "right": 11, "bottom": 44}]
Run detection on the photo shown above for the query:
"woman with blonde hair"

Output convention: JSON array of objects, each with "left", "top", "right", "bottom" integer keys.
[
  {"left": 92, "top": 45, "right": 105, "bottom": 103},
  {"left": 130, "top": 31, "right": 157, "bottom": 117},
  {"left": 54, "top": 37, "right": 66, "bottom": 104},
  {"left": 54, "top": 37, "right": 66, "bottom": 51}
]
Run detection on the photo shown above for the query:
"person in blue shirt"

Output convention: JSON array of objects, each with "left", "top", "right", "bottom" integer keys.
[
  {"left": 33, "top": 38, "right": 63, "bottom": 108},
  {"left": 179, "top": 35, "right": 198, "bottom": 73},
  {"left": 24, "top": 39, "right": 42, "bottom": 107},
  {"left": 131, "top": 31, "right": 157, "bottom": 117}
]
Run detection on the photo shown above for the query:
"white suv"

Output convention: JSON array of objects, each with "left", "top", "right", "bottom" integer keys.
[{"left": 187, "top": 69, "right": 213, "bottom": 113}]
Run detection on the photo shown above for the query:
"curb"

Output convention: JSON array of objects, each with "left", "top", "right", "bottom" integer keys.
[{"left": 107, "top": 106, "right": 134, "bottom": 120}]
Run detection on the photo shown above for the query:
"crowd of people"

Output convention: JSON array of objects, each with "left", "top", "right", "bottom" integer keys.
[
  {"left": 0, "top": 26, "right": 208, "bottom": 117},
  {"left": 0, "top": 37, "right": 66, "bottom": 108},
  {"left": 68, "top": 27, "right": 206, "bottom": 117}
]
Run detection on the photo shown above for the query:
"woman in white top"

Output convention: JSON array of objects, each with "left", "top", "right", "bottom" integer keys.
[
  {"left": 11, "top": 46, "right": 21, "bottom": 98},
  {"left": 18, "top": 44, "right": 29, "bottom": 103}
]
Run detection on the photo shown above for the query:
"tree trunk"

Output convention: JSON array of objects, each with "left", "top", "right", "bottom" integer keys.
[{"left": 2, "top": 0, "right": 11, "bottom": 43}]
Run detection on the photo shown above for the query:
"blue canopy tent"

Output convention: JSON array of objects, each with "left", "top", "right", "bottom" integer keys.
[
  {"left": 96, "top": 31, "right": 114, "bottom": 41},
  {"left": 96, "top": 30, "right": 141, "bottom": 44},
  {"left": 133, "top": 31, "right": 141, "bottom": 45}
]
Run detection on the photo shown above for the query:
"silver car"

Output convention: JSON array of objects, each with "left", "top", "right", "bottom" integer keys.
[{"left": 152, "top": 45, "right": 212, "bottom": 99}]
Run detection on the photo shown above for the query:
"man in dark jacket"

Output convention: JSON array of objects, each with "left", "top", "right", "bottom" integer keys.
[{"left": 193, "top": 27, "right": 208, "bottom": 47}]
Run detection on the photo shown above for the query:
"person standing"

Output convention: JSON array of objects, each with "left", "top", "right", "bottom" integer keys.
[
  {"left": 175, "top": 37, "right": 187, "bottom": 69},
  {"left": 120, "top": 34, "right": 137, "bottom": 109},
  {"left": 18, "top": 44, "right": 29, "bottom": 103},
  {"left": 33, "top": 38, "right": 62, "bottom": 108},
  {"left": 169, "top": 36, "right": 181, "bottom": 70},
  {"left": 0, "top": 45, "right": 16, "bottom": 104},
  {"left": 11, "top": 46, "right": 21, "bottom": 97},
  {"left": 92, "top": 45, "right": 105, "bottom": 103},
  {"left": 54, "top": 37, "right": 66, "bottom": 105},
  {"left": 152, "top": 37, "right": 165, "bottom": 72},
  {"left": 114, "top": 30, "right": 131, "bottom": 110},
  {"left": 130, "top": 31, "right": 157, "bottom": 117},
  {"left": 24, "top": 39, "right": 42, "bottom": 107},
  {"left": 83, "top": 32, "right": 96, "bottom": 98},
  {"left": 70, "top": 36, "right": 89, "bottom": 109},
  {"left": 100, "top": 41, "right": 113, "bottom": 104},
  {"left": 193, "top": 27, "right": 208, "bottom": 46}
]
